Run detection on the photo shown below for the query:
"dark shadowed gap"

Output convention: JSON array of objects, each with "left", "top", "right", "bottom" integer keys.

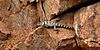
[{"left": 50, "top": 0, "right": 100, "bottom": 20}]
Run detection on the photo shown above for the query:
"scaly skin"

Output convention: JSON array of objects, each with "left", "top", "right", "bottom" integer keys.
[{"left": 36, "top": 21, "right": 73, "bottom": 30}]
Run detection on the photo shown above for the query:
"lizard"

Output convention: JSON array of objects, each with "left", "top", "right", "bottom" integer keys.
[{"left": 36, "top": 21, "right": 73, "bottom": 30}]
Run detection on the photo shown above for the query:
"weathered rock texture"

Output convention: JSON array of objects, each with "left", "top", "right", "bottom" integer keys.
[
  {"left": 74, "top": 2, "right": 100, "bottom": 50},
  {"left": 0, "top": 0, "right": 99, "bottom": 50}
]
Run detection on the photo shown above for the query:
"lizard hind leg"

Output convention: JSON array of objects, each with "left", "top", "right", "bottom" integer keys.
[{"left": 54, "top": 26, "right": 58, "bottom": 31}]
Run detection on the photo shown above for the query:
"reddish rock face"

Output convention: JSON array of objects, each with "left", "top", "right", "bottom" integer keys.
[
  {"left": 0, "top": 0, "right": 99, "bottom": 50},
  {"left": 74, "top": 2, "right": 100, "bottom": 49}
]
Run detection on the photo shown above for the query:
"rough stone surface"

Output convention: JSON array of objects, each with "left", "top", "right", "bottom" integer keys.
[
  {"left": 74, "top": 2, "right": 100, "bottom": 50},
  {"left": 0, "top": 0, "right": 99, "bottom": 50},
  {"left": 37, "top": 0, "right": 89, "bottom": 21}
]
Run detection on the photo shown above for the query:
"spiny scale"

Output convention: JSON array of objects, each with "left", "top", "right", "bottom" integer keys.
[{"left": 36, "top": 21, "right": 73, "bottom": 29}]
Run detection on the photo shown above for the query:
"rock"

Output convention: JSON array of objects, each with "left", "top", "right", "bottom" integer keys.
[
  {"left": 74, "top": 2, "right": 100, "bottom": 49},
  {"left": 0, "top": 0, "right": 99, "bottom": 50}
]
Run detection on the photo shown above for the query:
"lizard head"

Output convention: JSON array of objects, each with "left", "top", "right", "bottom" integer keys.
[{"left": 36, "top": 22, "right": 45, "bottom": 26}]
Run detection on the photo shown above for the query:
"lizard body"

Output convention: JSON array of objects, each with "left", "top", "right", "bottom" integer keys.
[{"left": 36, "top": 21, "right": 73, "bottom": 30}]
